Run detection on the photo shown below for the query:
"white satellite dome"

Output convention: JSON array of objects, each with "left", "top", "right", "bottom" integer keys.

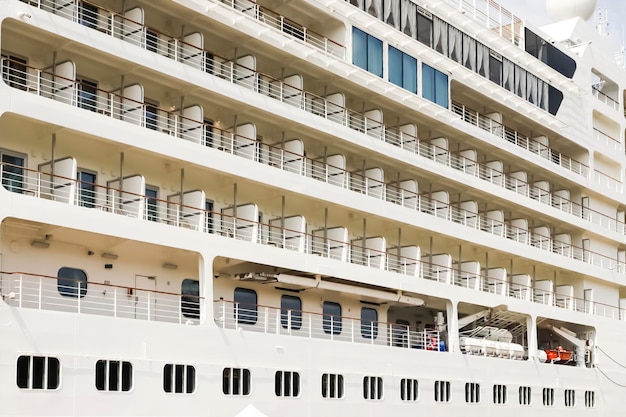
[{"left": 546, "top": 0, "right": 597, "bottom": 21}]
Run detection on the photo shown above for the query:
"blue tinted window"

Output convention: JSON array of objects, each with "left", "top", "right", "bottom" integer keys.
[
  {"left": 57, "top": 267, "right": 87, "bottom": 298},
  {"left": 323, "top": 301, "right": 342, "bottom": 335},
  {"left": 234, "top": 287, "right": 257, "bottom": 325},
  {"left": 352, "top": 27, "right": 383, "bottom": 77},
  {"left": 181, "top": 279, "right": 200, "bottom": 319},
  {"left": 281, "top": 295, "right": 302, "bottom": 330},
  {"left": 361, "top": 307, "right": 378, "bottom": 339},
  {"left": 422, "top": 63, "right": 448, "bottom": 108},
  {"left": 389, "top": 47, "right": 403, "bottom": 87}
]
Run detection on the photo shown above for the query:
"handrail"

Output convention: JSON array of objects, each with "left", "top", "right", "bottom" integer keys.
[
  {"left": 3, "top": 161, "right": 626, "bottom": 305},
  {"left": 4, "top": 58, "right": 622, "bottom": 238},
  {"left": 592, "top": 88, "right": 620, "bottom": 111},
  {"left": 0, "top": 271, "right": 202, "bottom": 324},
  {"left": 451, "top": 102, "right": 588, "bottom": 176}
]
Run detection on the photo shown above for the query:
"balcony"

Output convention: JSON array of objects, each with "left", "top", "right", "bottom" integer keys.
[{"left": 1, "top": 272, "right": 201, "bottom": 325}]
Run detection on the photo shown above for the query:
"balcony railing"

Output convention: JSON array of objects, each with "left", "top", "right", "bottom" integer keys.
[
  {"left": 217, "top": 0, "right": 345, "bottom": 59},
  {"left": 593, "top": 169, "right": 623, "bottom": 194},
  {"left": 19, "top": 0, "right": 345, "bottom": 60},
  {"left": 213, "top": 299, "right": 444, "bottom": 350},
  {"left": 4, "top": 58, "right": 623, "bottom": 238},
  {"left": 1, "top": 272, "right": 201, "bottom": 325},
  {"left": 592, "top": 88, "right": 620, "bottom": 111},
  {"left": 3, "top": 161, "right": 626, "bottom": 316},
  {"left": 452, "top": 102, "right": 587, "bottom": 177},
  {"left": 593, "top": 128, "right": 622, "bottom": 151}
]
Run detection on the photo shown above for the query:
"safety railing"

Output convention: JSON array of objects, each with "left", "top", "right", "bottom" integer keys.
[
  {"left": 217, "top": 0, "right": 345, "bottom": 59},
  {"left": 593, "top": 128, "right": 622, "bottom": 151},
  {"left": 452, "top": 102, "right": 587, "bottom": 177},
  {"left": 593, "top": 170, "right": 623, "bottom": 194},
  {"left": 6, "top": 57, "right": 623, "bottom": 240},
  {"left": 19, "top": 0, "right": 345, "bottom": 60},
  {"left": 213, "top": 299, "right": 443, "bottom": 349},
  {"left": 1, "top": 272, "right": 201, "bottom": 325},
  {"left": 3, "top": 163, "right": 626, "bottom": 319},
  {"left": 592, "top": 88, "right": 620, "bottom": 112}
]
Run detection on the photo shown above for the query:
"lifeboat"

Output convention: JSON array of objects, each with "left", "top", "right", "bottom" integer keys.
[{"left": 544, "top": 347, "right": 574, "bottom": 363}]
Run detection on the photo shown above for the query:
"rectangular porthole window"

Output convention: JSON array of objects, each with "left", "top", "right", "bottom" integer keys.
[
  {"left": 400, "top": 378, "right": 419, "bottom": 401},
  {"left": 57, "top": 267, "right": 88, "bottom": 298},
  {"left": 181, "top": 279, "right": 200, "bottom": 319},
  {"left": 519, "top": 386, "right": 532, "bottom": 405},
  {"left": 163, "top": 364, "right": 195, "bottom": 394},
  {"left": 422, "top": 63, "right": 449, "bottom": 108},
  {"left": 16, "top": 355, "right": 60, "bottom": 390},
  {"left": 465, "top": 382, "right": 480, "bottom": 403},
  {"left": 388, "top": 47, "right": 417, "bottom": 93},
  {"left": 434, "top": 380, "right": 450, "bottom": 402},
  {"left": 95, "top": 360, "right": 132, "bottom": 392},
  {"left": 222, "top": 368, "right": 251, "bottom": 395},
  {"left": 352, "top": 27, "right": 383, "bottom": 77},
  {"left": 543, "top": 387, "right": 554, "bottom": 406},
  {"left": 493, "top": 384, "right": 507, "bottom": 404},
  {"left": 363, "top": 376, "right": 383, "bottom": 400},
  {"left": 280, "top": 295, "right": 302, "bottom": 330},
  {"left": 275, "top": 371, "right": 300, "bottom": 397},
  {"left": 360, "top": 307, "right": 378, "bottom": 339},
  {"left": 321, "top": 373, "right": 344, "bottom": 399},
  {"left": 322, "top": 301, "right": 342, "bottom": 335},
  {"left": 565, "top": 389, "right": 575, "bottom": 407}
]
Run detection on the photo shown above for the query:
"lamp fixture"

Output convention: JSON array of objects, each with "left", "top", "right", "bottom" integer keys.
[
  {"left": 101, "top": 252, "right": 118, "bottom": 260},
  {"left": 162, "top": 262, "right": 178, "bottom": 270},
  {"left": 31, "top": 240, "right": 50, "bottom": 249}
]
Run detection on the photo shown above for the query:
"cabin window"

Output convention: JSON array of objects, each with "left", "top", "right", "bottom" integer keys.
[
  {"left": 321, "top": 373, "right": 344, "bottom": 399},
  {"left": 434, "top": 380, "right": 450, "bottom": 402},
  {"left": 234, "top": 287, "right": 257, "bottom": 325},
  {"left": 205, "top": 200, "right": 214, "bottom": 233},
  {"left": 1, "top": 151, "right": 25, "bottom": 194},
  {"left": 564, "top": 389, "right": 575, "bottom": 407},
  {"left": 519, "top": 386, "right": 532, "bottom": 405},
  {"left": 584, "top": 390, "right": 595, "bottom": 408},
  {"left": 493, "top": 384, "right": 507, "bottom": 404},
  {"left": 388, "top": 46, "right": 417, "bottom": 93},
  {"left": 417, "top": 9, "right": 433, "bottom": 47},
  {"left": 145, "top": 101, "right": 159, "bottom": 131},
  {"left": 181, "top": 279, "right": 200, "bottom": 319},
  {"left": 352, "top": 27, "right": 383, "bottom": 78},
  {"left": 360, "top": 307, "right": 378, "bottom": 339},
  {"left": 280, "top": 295, "right": 302, "bottom": 330},
  {"left": 489, "top": 51, "right": 502, "bottom": 85},
  {"left": 275, "top": 370, "right": 300, "bottom": 397},
  {"left": 322, "top": 301, "right": 342, "bottom": 335},
  {"left": 1, "top": 54, "right": 28, "bottom": 90},
  {"left": 400, "top": 378, "right": 419, "bottom": 401},
  {"left": 163, "top": 364, "right": 195, "bottom": 394},
  {"left": 78, "top": 1, "right": 99, "bottom": 29},
  {"left": 465, "top": 382, "right": 480, "bottom": 403},
  {"left": 78, "top": 78, "right": 98, "bottom": 112},
  {"left": 16, "top": 355, "right": 60, "bottom": 390},
  {"left": 57, "top": 267, "right": 88, "bottom": 298},
  {"left": 145, "top": 29, "right": 159, "bottom": 53},
  {"left": 222, "top": 367, "right": 251, "bottom": 395},
  {"left": 363, "top": 376, "right": 383, "bottom": 400},
  {"left": 421, "top": 63, "right": 448, "bottom": 108},
  {"left": 95, "top": 360, "right": 132, "bottom": 392},
  {"left": 542, "top": 388, "right": 554, "bottom": 406}
]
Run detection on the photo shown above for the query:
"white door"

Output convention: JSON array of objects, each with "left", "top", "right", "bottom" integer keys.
[{"left": 134, "top": 275, "right": 156, "bottom": 320}]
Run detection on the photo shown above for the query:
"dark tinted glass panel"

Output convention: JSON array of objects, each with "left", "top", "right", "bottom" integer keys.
[
  {"left": 57, "top": 267, "right": 87, "bottom": 298},
  {"left": 234, "top": 287, "right": 257, "bottom": 325},
  {"left": 361, "top": 307, "right": 378, "bottom": 339},
  {"left": 181, "top": 279, "right": 200, "bottom": 319},
  {"left": 417, "top": 13, "right": 432, "bottom": 47},
  {"left": 47, "top": 358, "right": 60, "bottom": 389},
  {"left": 280, "top": 295, "right": 302, "bottom": 330},
  {"left": 323, "top": 301, "right": 342, "bottom": 334},
  {"left": 16, "top": 356, "right": 30, "bottom": 388}
]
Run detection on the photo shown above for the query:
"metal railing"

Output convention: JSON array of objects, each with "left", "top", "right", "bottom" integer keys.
[
  {"left": 3, "top": 162, "right": 626, "bottom": 318},
  {"left": 593, "top": 170, "right": 623, "bottom": 194},
  {"left": 1, "top": 272, "right": 201, "bottom": 325},
  {"left": 592, "top": 88, "right": 620, "bottom": 111},
  {"left": 452, "top": 102, "right": 587, "bottom": 177},
  {"left": 213, "top": 299, "right": 443, "bottom": 349},
  {"left": 217, "top": 0, "right": 345, "bottom": 59},
  {"left": 19, "top": 0, "right": 345, "bottom": 60},
  {"left": 5, "top": 59, "right": 623, "bottom": 238},
  {"left": 593, "top": 128, "right": 622, "bottom": 151}
]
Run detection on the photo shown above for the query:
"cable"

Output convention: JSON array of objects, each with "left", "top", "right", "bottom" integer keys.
[
  {"left": 597, "top": 345, "right": 626, "bottom": 369},
  {"left": 596, "top": 366, "right": 626, "bottom": 388}
]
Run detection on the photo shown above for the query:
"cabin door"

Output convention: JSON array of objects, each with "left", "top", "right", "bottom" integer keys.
[{"left": 134, "top": 274, "right": 156, "bottom": 320}]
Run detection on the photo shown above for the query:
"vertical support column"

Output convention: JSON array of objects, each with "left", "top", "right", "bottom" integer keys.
[
  {"left": 445, "top": 300, "right": 458, "bottom": 353},
  {"left": 526, "top": 315, "right": 537, "bottom": 360}
]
